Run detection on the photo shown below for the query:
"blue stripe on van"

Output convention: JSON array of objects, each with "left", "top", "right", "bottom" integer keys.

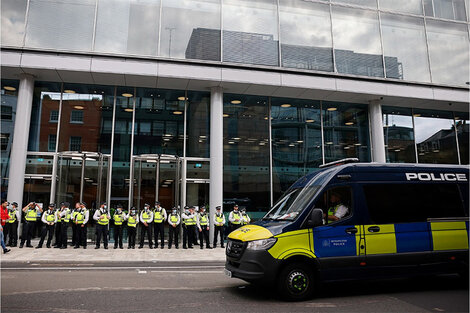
[
  {"left": 313, "top": 225, "right": 357, "bottom": 258},
  {"left": 395, "top": 222, "right": 431, "bottom": 253}
]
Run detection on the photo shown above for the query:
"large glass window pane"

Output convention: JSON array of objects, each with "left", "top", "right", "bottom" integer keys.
[
  {"left": 426, "top": 20, "right": 469, "bottom": 86},
  {"left": 58, "top": 84, "right": 114, "bottom": 153},
  {"left": 333, "top": 0, "right": 377, "bottom": 9},
  {"left": 414, "top": 109, "right": 459, "bottom": 164},
  {"left": 1, "top": 80, "right": 19, "bottom": 198},
  {"left": 223, "top": 94, "right": 270, "bottom": 212},
  {"left": 25, "top": 0, "right": 96, "bottom": 51},
  {"left": 382, "top": 107, "right": 416, "bottom": 163},
  {"left": 424, "top": 0, "right": 467, "bottom": 21},
  {"left": 379, "top": 0, "right": 423, "bottom": 14},
  {"left": 279, "top": 0, "right": 333, "bottom": 72},
  {"left": 223, "top": 0, "right": 279, "bottom": 66},
  {"left": 94, "top": 0, "right": 160, "bottom": 56},
  {"left": 323, "top": 101, "right": 371, "bottom": 163},
  {"left": 186, "top": 91, "right": 210, "bottom": 158},
  {"left": 1, "top": 0, "right": 27, "bottom": 47},
  {"left": 271, "top": 98, "right": 322, "bottom": 201},
  {"left": 381, "top": 14, "right": 430, "bottom": 82},
  {"left": 161, "top": 0, "right": 220, "bottom": 61},
  {"left": 454, "top": 113, "right": 469, "bottom": 164},
  {"left": 331, "top": 6, "right": 384, "bottom": 77}
]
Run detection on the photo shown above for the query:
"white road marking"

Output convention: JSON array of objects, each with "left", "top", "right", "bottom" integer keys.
[{"left": 2, "top": 265, "right": 225, "bottom": 271}]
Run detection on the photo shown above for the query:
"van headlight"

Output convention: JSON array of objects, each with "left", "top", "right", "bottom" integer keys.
[{"left": 246, "top": 238, "right": 277, "bottom": 251}]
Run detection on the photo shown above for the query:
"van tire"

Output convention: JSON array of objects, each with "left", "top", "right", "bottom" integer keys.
[{"left": 277, "top": 262, "right": 315, "bottom": 301}]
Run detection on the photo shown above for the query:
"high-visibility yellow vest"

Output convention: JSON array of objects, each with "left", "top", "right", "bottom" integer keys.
[
  {"left": 76, "top": 212, "right": 85, "bottom": 224},
  {"left": 127, "top": 216, "right": 137, "bottom": 227},
  {"left": 97, "top": 211, "right": 109, "bottom": 225},
  {"left": 63, "top": 210, "right": 71, "bottom": 223},
  {"left": 8, "top": 210, "right": 16, "bottom": 223},
  {"left": 199, "top": 214, "right": 208, "bottom": 226},
  {"left": 170, "top": 214, "right": 179, "bottom": 224},
  {"left": 186, "top": 215, "right": 196, "bottom": 226},
  {"left": 328, "top": 204, "right": 340, "bottom": 216},
  {"left": 142, "top": 211, "right": 152, "bottom": 223},
  {"left": 231, "top": 212, "right": 241, "bottom": 225},
  {"left": 45, "top": 212, "right": 55, "bottom": 222},
  {"left": 154, "top": 210, "right": 164, "bottom": 223},
  {"left": 215, "top": 214, "right": 224, "bottom": 224},
  {"left": 55, "top": 210, "right": 62, "bottom": 223},
  {"left": 114, "top": 213, "right": 124, "bottom": 226},
  {"left": 25, "top": 209, "right": 37, "bottom": 222}
]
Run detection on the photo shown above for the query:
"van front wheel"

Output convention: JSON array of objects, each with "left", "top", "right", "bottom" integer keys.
[{"left": 277, "top": 262, "right": 314, "bottom": 301}]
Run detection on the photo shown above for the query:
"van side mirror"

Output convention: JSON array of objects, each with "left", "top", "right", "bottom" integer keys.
[{"left": 307, "top": 208, "right": 324, "bottom": 228}]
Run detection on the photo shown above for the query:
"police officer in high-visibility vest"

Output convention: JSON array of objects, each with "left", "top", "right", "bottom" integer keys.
[
  {"left": 74, "top": 202, "right": 89, "bottom": 249},
  {"left": 326, "top": 192, "right": 349, "bottom": 222},
  {"left": 20, "top": 202, "right": 43, "bottom": 248},
  {"left": 5, "top": 202, "right": 20, "bottom": 247},
  {"left": 113, "top": 204, "right": 126, "bottom": 249},
  {"left": 153, "top": 201, "right": 167, "bottom": 249},
  {"left": 58, "top": 202, "right": 71, "bottom": 249},
  {"left": 185, "top": 206, "right": 197, "bottom": 249},
  {"left": 241, "top": 208, "right": 251, "bottom": 226},
  {"left": 228, "top": 204, "right": 242, "bottom": 233},
  {"left": 197, "top": 206, "right": 211, "bottom": 249},
  {"left": 36, "top": 203, "right": 57, "bottom": 248},
  {"left": 53, "top": 202, "right": 64, "bottom": 248},
  {"left": 181, "top": 206, "right": 190, "bottom": 249},
  {"left": 71, "top": 202, "right": 80, "bottom": 247},
  {"left": 139, "top": 204, "right": 154, "bottom": 249},
  {"left": 94, "top": 202, "right": 110, "bottom": 249},
  {"left": 213, "top": 206, "right": 225, "bottom": 248},
  {"left": 126, "top": 207, "right": 139, "bottom": 249},
  {"left": 167, "top": 207, "right": 180, "bottom": 249}
]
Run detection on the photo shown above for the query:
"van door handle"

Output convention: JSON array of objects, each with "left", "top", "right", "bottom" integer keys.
[
  {"left": 345, "top": 227, "right": 358, "bottom": 234},
  {"left": 368, "top": 226, "right": 380, "bottom": 233}
]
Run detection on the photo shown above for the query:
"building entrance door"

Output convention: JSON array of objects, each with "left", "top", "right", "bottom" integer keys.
[
  {"left": 186, "top": 179, "right": 209, "bottom": 208},
  {"left": 130, "top": 154, "right": 181, "bottom": 211}
]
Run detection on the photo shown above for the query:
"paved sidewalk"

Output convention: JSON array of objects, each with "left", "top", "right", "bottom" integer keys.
[{"left": 0, "top": 240, "right": 226, "bottom": 263}]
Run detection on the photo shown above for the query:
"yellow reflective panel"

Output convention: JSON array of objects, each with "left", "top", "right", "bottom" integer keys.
[
  {"left": 269, "top": 229, "right": 315, "bottom": 260},
  {"left": 431, "top": 221, "right": 469, "bottom": 251},
  {"left": 228, "top": 225, "right": 274, "bottom": 242},
  {"left": 364, "top": 224, "right": 397, "bottom": 255}
]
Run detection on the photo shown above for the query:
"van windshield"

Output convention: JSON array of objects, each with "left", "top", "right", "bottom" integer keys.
[{"left": 263, "top": 186, "right": 320, "bottom": 221}]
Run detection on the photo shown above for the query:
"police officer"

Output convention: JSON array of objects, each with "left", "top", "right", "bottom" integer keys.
[
  {"left": 74, "top": 202, "right": 89, "bottom": 249},
  {"left": 213, "top": 206, "right": 225, "bottom": 248},
  {"left": 126, "top": 207, "right": 139, "bottom": 249},
  {"left": 20, "top": 202, "right": 43, "bottom": 248},
  {"left": 36, "top": 203, "right": 57, "bottom": 248},
  {"left": 327, "top": 192, "right": 349, "bottom": 222},
  {"left": 139, "top": 204, "right": 154, "bottom": 249},
  {"left": 186, "top": 206, "right": 197, "bottom": 249},
  {"left": 71, "top": 202, "right": 80, "bottom": 247},
  {"left": 113, "top": 205, "right": 126, "bottom": 249},
  {"left": 241, "top": 208, "right": 251, "bottom": 226},
  {"left": 167, "top": 207, "right": 180, "bottom": 249},
  {"left": 181, "top": 206, "right": 189, "bottom": 249},
  {"left": 5, "top": 202, "right": 20, "bottom": 247},
  {"left": 58, "top": 202, "right": 71, "bottom": 249},
  {"left": 153, "top": 201, "right": 167, "bottom": 249},
  {"left": 53, "top": 202, "right": 64, "bottom": 248},
  {"left": 197, "top": 206, "right": 211, "bottom": 249},
  {"left": 228, "top": 204, "right": 242, "bottom": 233},
  {"left": 94, "top": 202, "right": 110, "bottom": 249}
]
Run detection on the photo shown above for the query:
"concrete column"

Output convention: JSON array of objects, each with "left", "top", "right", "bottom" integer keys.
[
  {"left": 209, "top": 86, "right": 223, "bottom": 245},
  {"left": 7, "top": 74, "right": 35, "bottom": 209},
  {"left": 368, "top": 100, "right": 386, "bottom": 163}
]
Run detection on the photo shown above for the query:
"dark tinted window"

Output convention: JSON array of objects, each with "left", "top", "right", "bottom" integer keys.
[{"left": 364, "top": 183, "right": 465, "bottom": 224}]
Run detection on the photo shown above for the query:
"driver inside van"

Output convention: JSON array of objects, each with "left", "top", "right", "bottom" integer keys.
[{"left": 325, "top": 192, "right": 349, "bottom": 222}]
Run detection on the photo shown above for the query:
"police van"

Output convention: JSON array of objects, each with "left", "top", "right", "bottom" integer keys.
[{"left": 224, "top": 160, "right": 469, "bottom": 300}]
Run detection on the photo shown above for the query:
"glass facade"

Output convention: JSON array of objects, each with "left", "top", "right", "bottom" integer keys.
[
  {"left": 382, "top": 107, "right": 416, "bottom": 163},
  {"left": 3, "top": 0, "right": 469, "bottom": 86}
]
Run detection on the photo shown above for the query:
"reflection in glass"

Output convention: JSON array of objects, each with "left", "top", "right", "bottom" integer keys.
[
  {"left": 331, "top": 6, "right": 384, "bottom": 77},
  {"left": 271, "top": 98, "right": 322, "bottom": 202},
  {"left": 381, "top": 14, "right": 430, "bottom": 82},
  {"left": 414, "top": 109, "right": 458, "bottom": 164},
  {"left": 1, "top": 0, "right": 27, "bottom": 46},
  {"left": 223, "top": 94, "right": 270, "bottom": 212},
  {"left": 223, "top": 0, "right": 279, "bottom": 66},
  {"left": 333, "top": 0, "right": 377, "bottom": 8},
  {"left": 426, "top": 20, "right": 469, "bottom": 86},
  {"left": 423, "top": 0, "right": 467, "bottom": 21},
  {"left": 25, "top": 0, "right": 96, "bottom": 51},
  {"left": 94, "top": 0, "right": 160, "bottom": 56},
  {"left": 455, "top": 113, "right": 469, "bottom": 164},
  {"left": 323, "top": 102, "right": 371, "bottom": 163},
  {"left": 382, "top": 107, "right": 416, "bottom": 163},
  {"left": 279, "top": 0, "right": 333, "bottom": 72},
  {"left": 379, "top": 0, "right": 423, "bottom": 14},
  {"left": 186, "top": 91, "right": 210, "bottom": 157},
  {"left": 161, "top": 0, "right": 220, "bottom": 61}
]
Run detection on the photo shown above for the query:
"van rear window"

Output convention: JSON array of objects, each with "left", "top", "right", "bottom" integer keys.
[{"left": 363, "top": 183, "right": 466, "bottom": 224}]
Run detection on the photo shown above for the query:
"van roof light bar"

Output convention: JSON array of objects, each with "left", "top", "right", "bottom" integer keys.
[{"left": 319, "top": 158, "right": 359, "bottom": 168}]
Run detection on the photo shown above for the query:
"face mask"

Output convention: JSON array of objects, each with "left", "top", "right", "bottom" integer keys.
[
  {"left": 103, "top": 205, "right": 107, "bottom": 210},
  {"left": 172, "top": 210, "right": 176, "bottom": 214}
]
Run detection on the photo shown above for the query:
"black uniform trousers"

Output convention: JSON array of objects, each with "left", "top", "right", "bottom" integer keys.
[
  {"left": 229, "top": 223, "right": 241, "bottom": 234},
  {"left": 114, "top": 225, "right": 123, "bottom": 248},
  {"left": 168, "top": 225, "right": 179, "bottom": 248},
  {"left": 187, "top": 225, "right": 195, "bottom": 248},
  {"left": 127, "top": 226, "right": 137, "bottom": 248},
  {"left": 199, "top": 226, "right": 210, "bottom": 248},
  {"left": 139, "top": 224, "right": 153, "bottom": 248},
  {"left": 153, "top": 222, "right": 164, "bottom": 248},
  {"left": 193, "top": 227, "right": 199, "bottom": 245},
  {"left": 213, "top": 225, "right": 225, "bottom": 247},
  {"left": 182, "top": 225, "right": 189, "bottom": 248},
  {"left": 75, "top": 224, "right": 87, "bottom": 247},
  {"left": 95, "top": 224, "right": 108, "bottom": 248},
  {"left": 54, "top": 221, "right": 62, "bottom": 246},
  {"left": 20, "top": 221, "right": 35, "bottom": 247},
  {"left": 71, "top": 223, "right": 78, "bottom": 246},
  {"left": 5, "top": 222, "right": 18, "bottom": 246},
  {"left": 60, "top": 222, "right": 69, "bottom": 247},
  {"left": 38, "top": 224, "right": 55, "bottom": 247}
]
